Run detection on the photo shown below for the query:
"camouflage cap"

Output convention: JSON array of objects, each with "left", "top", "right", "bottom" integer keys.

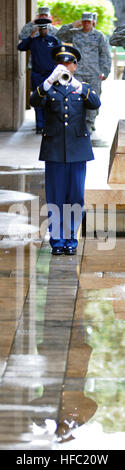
[
  {"left": 38, "top": 7, "right": 50, "bottom": 15},
  {"left": 82, "top": 12, "right": 93, "bottom": 21},
  {"left": 93, "top": 12, "right": 98, "bottom": 22}
]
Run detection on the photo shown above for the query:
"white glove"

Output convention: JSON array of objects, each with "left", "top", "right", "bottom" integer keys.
[
  {"left": 71, "top": 76, "right": 82, "bottom": 94},
  {"left": 43, "top": 65, "right": 68, "bottom": 90}
]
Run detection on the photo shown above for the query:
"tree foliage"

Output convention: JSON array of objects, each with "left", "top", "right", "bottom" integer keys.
[{"left": 37, "top": 0, "right": 116, "bottom": 35}]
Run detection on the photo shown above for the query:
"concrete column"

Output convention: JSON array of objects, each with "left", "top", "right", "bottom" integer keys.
[
  {"left": 31, "top": 0, "right": 38, "bottom": 18},
  {"left": 26, "top": 0, "right": 37, "bottom": 109},
  {"left": 0, "top": 0, "right": 37, "bottom": 131}
]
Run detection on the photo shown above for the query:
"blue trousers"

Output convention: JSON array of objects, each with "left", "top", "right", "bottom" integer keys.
[
  {"left": 45, "top": 161, "right": 86, "bottom": 248},
  {"left": 31, "top": 71, "right": 45, "bottom": 129}
]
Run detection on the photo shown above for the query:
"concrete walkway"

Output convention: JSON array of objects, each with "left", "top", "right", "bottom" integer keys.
[{"left": 0, "top": 75, "right": 125, "bottom": 451}]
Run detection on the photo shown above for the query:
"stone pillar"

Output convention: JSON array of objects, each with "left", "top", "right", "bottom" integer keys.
[
  {"left": 26, "top": 0, "right": 37, "bottom": 109},
  {"left": 31, "top": 0, "right": 37, "bottom": 18},
  {"left": 0, "top": 0, "right": 37, "bottom": 131}
]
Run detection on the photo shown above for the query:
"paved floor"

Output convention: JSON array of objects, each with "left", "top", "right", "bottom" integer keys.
[{"left": 0, "top": 75, "right": 125, "bottom": 450}]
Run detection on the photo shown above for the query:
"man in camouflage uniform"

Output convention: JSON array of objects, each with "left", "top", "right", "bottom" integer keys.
[
  {"left": 110, "top": 25, "right": 125, "bottom": 79},
  {"left": 19, "top": 6, "right": 57, "bottom": 40},
  {"left": 57, "top": 12, "right": 111, "bottom": 133}
]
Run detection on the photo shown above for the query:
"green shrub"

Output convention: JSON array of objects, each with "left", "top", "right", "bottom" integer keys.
[{"left": 37, "top": 0, "right": 116, "bottom": 35}]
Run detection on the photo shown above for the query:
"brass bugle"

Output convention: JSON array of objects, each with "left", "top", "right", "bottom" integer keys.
[{"left": 58, "top": 70, "right": 72, "bottom": 85}]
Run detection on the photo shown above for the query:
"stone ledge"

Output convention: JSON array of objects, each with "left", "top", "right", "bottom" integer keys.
[{"left": 108, "top": 120, "right": 125, "bottom": 183}]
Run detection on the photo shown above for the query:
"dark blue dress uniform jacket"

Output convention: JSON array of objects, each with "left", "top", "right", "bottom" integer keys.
[
  {"left": 17, "top": 35, "right": 60, "bottom": 79},
  {"left": 30, "top": 81, "right": 101, "bottom": 162}
]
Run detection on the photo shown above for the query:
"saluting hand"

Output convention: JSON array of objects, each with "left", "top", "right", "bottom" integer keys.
[
  {"left": 72, "top": 20, "right": 82, "bottom": 28},
  {"left": 99, "top": 74, "right": 107, "bottom": 81},
  {"left": 30, "top": 26, "right": 39, "bottom": 38}
]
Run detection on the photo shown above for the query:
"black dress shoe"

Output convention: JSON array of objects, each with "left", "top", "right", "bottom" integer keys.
[
  {"left": 64, "top": 246, "right": 77, "bottom": 255},
  {"left": 36, "top": 128, "right": 43, "bottom": 135},
  {"left": 52, "top": 247, "right": 65, "bottom": 255}
]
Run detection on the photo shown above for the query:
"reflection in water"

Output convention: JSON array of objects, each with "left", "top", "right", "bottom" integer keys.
[
  {"left": 10, "top": 241, "right": 82, "bottom": 446},
  {"left": 4, "top": 240, "right": 125, "bottom": 447},
  {"left": 84, "top": 291, "right": 125, "bottom": 432},
  {"left": 0, "top": 243, "right": 56, "bottom": 448},
  {"left": 1, "top": 173, "right": 125, "bottom": 446}
]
